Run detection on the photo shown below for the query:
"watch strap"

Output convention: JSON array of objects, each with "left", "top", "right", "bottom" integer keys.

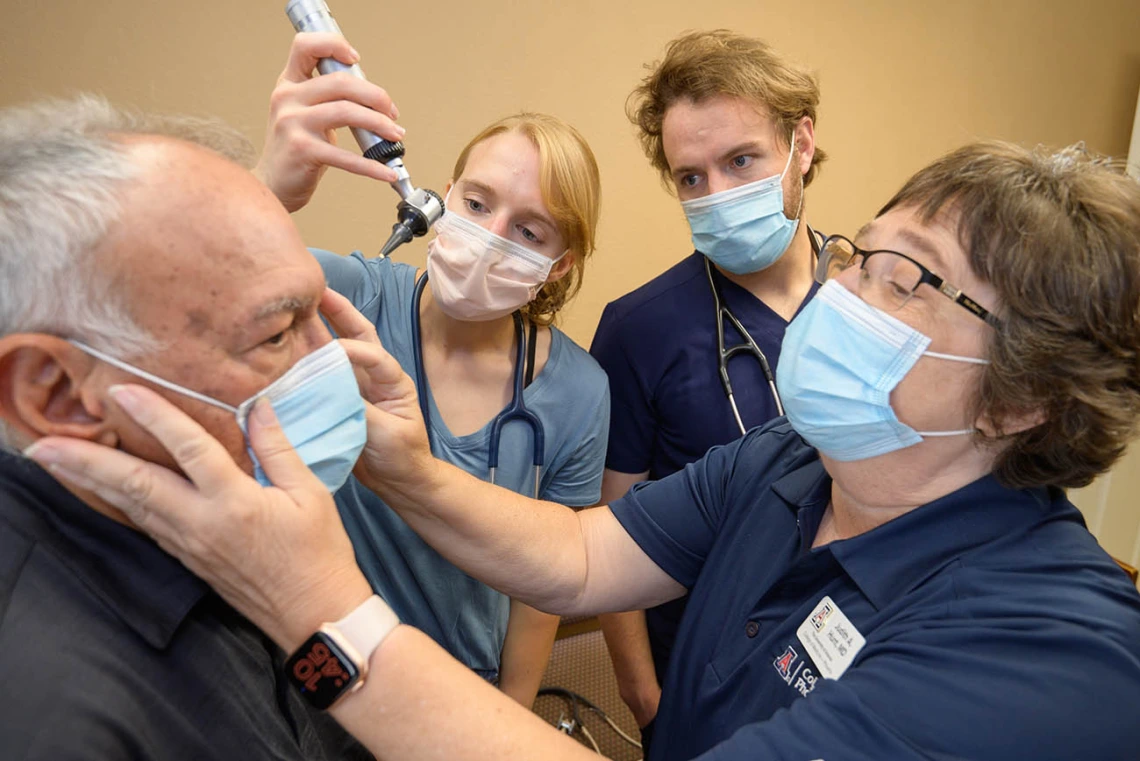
[{"left": 331, "top": 594, "right": 399, "bottom": 668}]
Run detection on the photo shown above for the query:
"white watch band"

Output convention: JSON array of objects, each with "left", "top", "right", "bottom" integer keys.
[{"left": 329, "top": 595, "right": 399, "bottom": 669}]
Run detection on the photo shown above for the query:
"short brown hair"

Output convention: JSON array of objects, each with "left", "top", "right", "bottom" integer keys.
[
  {"left": 452, "top": 113, "right": 601, "bottom": 327},
  {"left": 879, "top": 141, "right": 1140, "bottom": 489},
  {"left": 628, "top": 30, "right": 827, "bottom": 188}
]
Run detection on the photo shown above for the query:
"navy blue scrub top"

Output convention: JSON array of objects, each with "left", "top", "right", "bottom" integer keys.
[
  {"left": 610, "top": 420, "right": 1140, "bottom": 761},
  {"left": 591, "top": 251, "right": 817, "bottom": 481},
  {"left": 590, "top": 250, "right": 818, "bottom": 682}
]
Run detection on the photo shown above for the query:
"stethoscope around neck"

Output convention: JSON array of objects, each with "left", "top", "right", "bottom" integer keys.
[
  {"left": 411, "top": 273, "right": 545, "bottom": 498},
  {"left": 706, "top": 227, "right": 822, "bottom": 437}
]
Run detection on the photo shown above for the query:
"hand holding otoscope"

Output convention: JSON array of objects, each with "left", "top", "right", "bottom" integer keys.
[{"left": 255, "top": 1, "right": 443, "bottom": 255}]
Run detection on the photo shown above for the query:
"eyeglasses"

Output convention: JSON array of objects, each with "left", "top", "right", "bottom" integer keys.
[{"left": 815, "top": 234, "right": 1001, "bottom": 328}]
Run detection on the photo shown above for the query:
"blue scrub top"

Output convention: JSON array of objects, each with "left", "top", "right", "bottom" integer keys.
[
  {"left": 610, "top": 419, "right": 1140, "bottom": 761},
  {"left": 590, "top": 250, "right": 818, "bottom": 681},
  {"left": 315, "top": 250, "right": 610, "bottom": 679}
]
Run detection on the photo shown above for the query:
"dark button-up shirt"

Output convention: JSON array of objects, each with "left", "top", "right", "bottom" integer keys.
[
  {"left": 0, "top": 453, "right": 370, "bottom": 760},
  {"left": 611, "top": 420, "right": 1140, "bottom": 761}
]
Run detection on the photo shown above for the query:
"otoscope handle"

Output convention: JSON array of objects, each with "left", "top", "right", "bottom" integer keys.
[
  {"left": 285, "top": 0, "right": 442, "bottom": 254},
  {"left": 285, "top": 0, "right": 404, "bottom": 164}
]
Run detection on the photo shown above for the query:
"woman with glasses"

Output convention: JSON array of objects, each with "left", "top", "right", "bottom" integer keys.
[{"left": 815, "top": 234, "right": 1000, "bottom": 326}]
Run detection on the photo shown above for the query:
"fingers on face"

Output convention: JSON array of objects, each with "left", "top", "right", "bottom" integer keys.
[
  {"left": 25, "top": 437, "right": 193, "bottom": 535},
  {"left": 320, "top": 288, "right": 382, "bottom": 342},
  {"left": 106, "top": 385, "right": 238, "bottom": 495},
  {"left": 246, "top": 399, "right": 325, "bottom": 496}
]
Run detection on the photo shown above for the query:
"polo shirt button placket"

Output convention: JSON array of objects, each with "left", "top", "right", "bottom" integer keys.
[{"left": 745, "top": 621, "right": 760, "bottom": 638}]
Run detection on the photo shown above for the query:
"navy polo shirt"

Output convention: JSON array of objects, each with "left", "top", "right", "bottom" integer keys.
[
  {"left": 590, "top": 250, "right": 818, "bottom": 682},
  {"left": 610, "top": 420, "right": 1140, "bottom": 761}
]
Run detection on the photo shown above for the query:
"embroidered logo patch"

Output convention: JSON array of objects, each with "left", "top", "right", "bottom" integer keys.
[
  {"left": 773, "top": 643, "right": 819, "bottom": 697},
  {"left": 773, "top": 645, "right": 798, "bottom": 681}
]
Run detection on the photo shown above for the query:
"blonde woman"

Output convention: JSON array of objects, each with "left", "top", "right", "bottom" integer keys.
[{"left": 253, "top": 33, "right": 608, "bottom": 708}]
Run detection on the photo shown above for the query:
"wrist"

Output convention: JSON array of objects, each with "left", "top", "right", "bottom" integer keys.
[
  {"left": 277, "top": 567, "right": 374, "bottom": 653},
  {"left": 619, "top": 682, "right": 662, "bottom": 726},
  {"left": 251, "top": 160, "right": 271, "bottom": 191},
  {"left": 378, "top": 447, "right": 448, "bottom": 516},
  {"left": 285, "top": 593, "right": 399, "bottom": 710}
]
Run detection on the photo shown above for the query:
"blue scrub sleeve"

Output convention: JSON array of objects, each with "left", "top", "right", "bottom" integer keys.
[
  {"left": 589, "top": 303, "right": 657, "bottom": 475},
  {"left": 310, "top": 249, "right": 382, "bottom": 316},
  {"left": 539, "top": 383, "right": 611, "bottom": 508},
  {"left": 609, "top": 437, "right": 744, "bottom": 588},
  {"left": 694, "top": 614, "right": 1140, "bottom": 761}
]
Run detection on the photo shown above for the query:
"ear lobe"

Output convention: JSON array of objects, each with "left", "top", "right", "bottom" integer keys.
[
  {"left": 546, "top": 252, "right": 575, "bottom": 284},
  {"left": 975, "top": 405, "right": 1047, "bottom": 439},
  {"left": 794, "top": 117, "right": 816, "bottom": 176},
  {"left": 0, "top": 335, "right": 117, "bottom": 446}
]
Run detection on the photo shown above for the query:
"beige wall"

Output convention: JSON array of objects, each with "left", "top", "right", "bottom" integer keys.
[{"left": 2, "top": 0, "right": 1139, "bottom": 555}]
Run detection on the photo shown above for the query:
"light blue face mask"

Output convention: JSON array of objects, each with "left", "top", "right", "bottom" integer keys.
[
  {"left": 70, "top": 340, "right": 367, "bottom": 491},
  {"left": 680, "top": 134, "right": 802, "bottom": 275},
  {"left": 776, "top": 280, "right": 989, "bottom": 461}
]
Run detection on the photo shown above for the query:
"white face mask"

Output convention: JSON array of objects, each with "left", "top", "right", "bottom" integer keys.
[{"left": 425, "top": 196, "right": 566, "bottom": 322}]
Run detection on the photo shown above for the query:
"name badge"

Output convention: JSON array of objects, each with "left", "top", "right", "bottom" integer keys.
[{"left": 796, "top": 596, "right": 865, "bottom": 680}]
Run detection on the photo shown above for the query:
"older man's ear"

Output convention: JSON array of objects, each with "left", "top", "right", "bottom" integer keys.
[{"left": 0, "top": 335, "right": 119, "bottom": 448}]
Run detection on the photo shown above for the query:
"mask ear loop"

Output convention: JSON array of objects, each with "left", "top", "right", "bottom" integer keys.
[
  {"left": 913, "top": 350, "right": 990, "bottom": 437},
  {"left": 782, "top": 131, "right": 804, "bottom": 223},
  {"left": 68, "top": 340, "right": 239, "bottom": 414}
]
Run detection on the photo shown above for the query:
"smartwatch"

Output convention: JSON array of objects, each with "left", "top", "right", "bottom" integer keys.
[{"left": 285, "top": 595, "right": 399, "bottom": 710}]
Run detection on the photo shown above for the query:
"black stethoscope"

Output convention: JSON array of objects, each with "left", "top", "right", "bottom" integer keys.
[
  {"left": 706, "top": 228, "right": 821, "bottom": 436},
  {"left": 411, "top": 273, "right": 545, "bottom": 498}
]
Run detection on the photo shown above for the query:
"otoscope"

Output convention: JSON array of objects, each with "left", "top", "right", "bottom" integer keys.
[{"left": 285, "top": 0, "right": 443, "bottom": 255}]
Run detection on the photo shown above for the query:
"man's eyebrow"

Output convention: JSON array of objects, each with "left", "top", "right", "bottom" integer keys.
[
  {"left": 252, "top": 294, "right": 317, "bottom": 322},
  {"left": 671, "top": 141, "right": 766, "bottom": 178}
]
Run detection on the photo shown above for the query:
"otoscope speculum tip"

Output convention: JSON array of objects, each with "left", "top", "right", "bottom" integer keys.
[
  {"left": 380, "top": 221, "right": 416, "bottom": 257},
  {"left": 378, "top": 188, "right": 444, "bottom": 257}
]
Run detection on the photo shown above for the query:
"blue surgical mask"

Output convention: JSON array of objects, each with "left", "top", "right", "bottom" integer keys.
[
  {"left": 681, "top": 134, "right": 801, "bottom": 275},
  {"left": 776, "top": 280, "right": 989, "bottom": 461},
  {"left": 70, "top": 340, "right": 367, "bottom": 491}
]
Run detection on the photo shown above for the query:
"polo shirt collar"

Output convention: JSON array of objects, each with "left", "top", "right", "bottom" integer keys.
[
  {"left": 769, "top": 456, "right": 1069, "bottom": 610},
  {"left": 1, "top": 453, "right": 209, "bottom": 649}
]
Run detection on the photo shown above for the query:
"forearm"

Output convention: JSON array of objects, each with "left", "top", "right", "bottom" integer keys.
[
  {"left": 331, "top": 624, "right": 596, "bottom": 761},
  {"left": 498, "top": 601, "right": 560, "bottom": 709},
  {"left": 367, "top": 458, "right": 591, "bottom": 612},
  {"left": 598, "top": 610, "right": 661, "bottom": 727}
]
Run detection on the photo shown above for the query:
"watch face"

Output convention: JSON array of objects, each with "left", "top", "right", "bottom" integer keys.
[{"left": 285, "top": 633, "right": 361, "bottom": 710}]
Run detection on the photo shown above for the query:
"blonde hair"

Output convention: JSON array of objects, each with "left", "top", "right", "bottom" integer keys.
[
  {"left": 628, "top": 30, "right": 827, "bottom": 188},
  {"left": 451, "top": 113, "right": 601, "bottom": 327}
]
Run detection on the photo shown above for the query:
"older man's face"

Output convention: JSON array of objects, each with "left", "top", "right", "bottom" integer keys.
[{"left": 87, "top": 137, "right": 331, "bottom": 474}]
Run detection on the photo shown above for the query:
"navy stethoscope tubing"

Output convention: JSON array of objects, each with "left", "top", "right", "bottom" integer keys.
[
  {"left": 705, "top": 228, "right": 821, "bottom": 436},
  {"left": 412, "top": 273, "right": 545, "bottom": 498}
]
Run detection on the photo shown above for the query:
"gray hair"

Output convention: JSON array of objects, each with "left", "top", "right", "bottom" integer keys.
[
  {"left": 0, "top": 94, "right": 256, "bottom": 445},
  {"left": 0, "top": 94, "right": 255, "bottom": 355}
]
